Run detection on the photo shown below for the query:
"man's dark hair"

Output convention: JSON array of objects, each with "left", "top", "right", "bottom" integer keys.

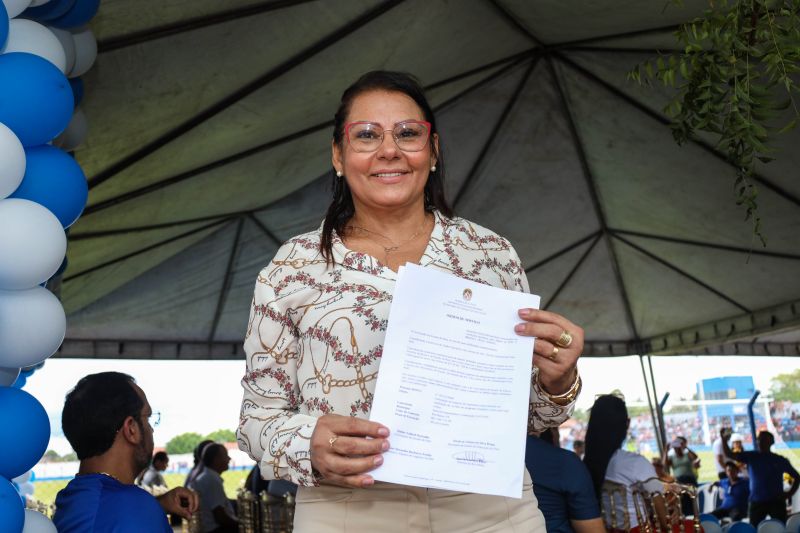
[
  {"left": 724, "top": 460, "right": 738, "bottom": 468},
  {"left": 62, "top": 372, "right": 144, "bottom": 460},
  {"left": 320, "top": 70, "right": 454, "bottom": 263},
  {"left": 201, "top": 443, "right": 225, "bottom": 467},
  {"left": 573, "top": 440, "right": 585, "bottom": 447},
  {"left": 153, "top": 451, "right": 168, "bottom": 463}
]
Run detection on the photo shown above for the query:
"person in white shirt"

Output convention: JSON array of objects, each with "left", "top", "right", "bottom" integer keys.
[
  {"left": 584, "top": 394, "right": 667, "bottom": 531},
  {"left": 192, "top": 443, "right": 238, "bottom": 533},
  {"left": 140, "top": 451, "right": 169, "bottom": 488}
]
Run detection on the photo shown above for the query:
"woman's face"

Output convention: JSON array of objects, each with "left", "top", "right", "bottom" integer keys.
[{"left": 332, "top": 90, "right": 438, "bottom": 214}]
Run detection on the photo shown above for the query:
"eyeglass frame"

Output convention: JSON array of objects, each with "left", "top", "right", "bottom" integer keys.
[{"left": 344, "top": 120, "right": 433, "bottom": 153}]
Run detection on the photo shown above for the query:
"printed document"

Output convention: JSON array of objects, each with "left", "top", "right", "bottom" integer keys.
[{"left": 369, "top": 264, "right": 540, "bottom": 498}]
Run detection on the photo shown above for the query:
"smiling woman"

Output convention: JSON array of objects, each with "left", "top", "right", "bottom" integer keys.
[{"left": 237, "top": 71, "right": 587, "bottom": 533}]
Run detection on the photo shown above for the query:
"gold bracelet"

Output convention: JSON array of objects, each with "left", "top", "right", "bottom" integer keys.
[{"left": 535, "top": 368, "right": 582, "bottom": 406}]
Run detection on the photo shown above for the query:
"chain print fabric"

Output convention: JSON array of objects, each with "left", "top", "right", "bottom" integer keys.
[{"left": 237, "top": 211, "right": 576, "bottom": 486}]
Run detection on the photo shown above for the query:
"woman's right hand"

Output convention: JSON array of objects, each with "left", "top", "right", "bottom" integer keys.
[{"left": 310, "top": 414, "right": 390, "bottom": 488}]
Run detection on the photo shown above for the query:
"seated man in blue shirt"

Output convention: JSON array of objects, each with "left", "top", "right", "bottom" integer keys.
[
  {"left": 712, "top": 461, "right": 749, "bottom": 521},
  {"left": 53, "top": 372, "right": 199, "bottom": 532},
  {"left": 722, "top": 430, "right": 799, "bottom": 526},
  {"left": 525, "top": 428, "right": 605, "bottom": 533}
]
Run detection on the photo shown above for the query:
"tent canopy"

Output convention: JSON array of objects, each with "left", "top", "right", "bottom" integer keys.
[{"left": 59, "top": 0, "right": 800, "bottom": 359}]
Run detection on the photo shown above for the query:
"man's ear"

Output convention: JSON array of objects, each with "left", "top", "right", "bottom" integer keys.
[{"left": 119, "top": 416, "right": 142, "bottom": 445}]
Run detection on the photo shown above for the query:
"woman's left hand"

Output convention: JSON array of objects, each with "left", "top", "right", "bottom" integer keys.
[{"left": 515, "top": 308, "right": 583, "bottom": 394}]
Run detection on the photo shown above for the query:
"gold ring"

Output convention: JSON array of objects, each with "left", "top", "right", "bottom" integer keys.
[
  {"left": 548, "top": 346, "right": 559, "bottom": 361},
  {"left": 328, "top": 436, "right": 339, "bottom": 449},
  {"left": 556, "top": 330, "right": 573, "bottom": 348}
]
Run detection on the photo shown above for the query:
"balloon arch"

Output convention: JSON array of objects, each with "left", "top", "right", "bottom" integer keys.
[{"left": 0, "top": 0, "right": 99, "bottom": 530}]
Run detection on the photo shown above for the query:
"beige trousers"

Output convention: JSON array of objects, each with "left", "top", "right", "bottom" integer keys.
[{"left": 292, "top": 468, "right": 545, "bottom": 533}]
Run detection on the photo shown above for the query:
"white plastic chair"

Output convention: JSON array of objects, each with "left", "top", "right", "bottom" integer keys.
[
  {"left": 698, "top": 483, "right": 722, "bottom": 513},
  {"left": 755, "top": 518, "right": 784, "bottom": 533},
  {"left": 702, "top": 520, "right": 724, "bottom": 533},
  {"left": 785, "top": 514, "right": 800, "bottom": 533}
]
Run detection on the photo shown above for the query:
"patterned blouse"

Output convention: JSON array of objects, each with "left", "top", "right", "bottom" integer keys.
[{"left": 237, "top": 210, "right": 575, "bottom": 486}]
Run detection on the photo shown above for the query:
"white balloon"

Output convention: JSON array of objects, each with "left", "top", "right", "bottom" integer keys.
[
  {"left": 0, "top": 286, "right": 66, "bottom": 368},
  {"left": 0, "top": 199, "right": 67, "bottom": 289},
  {"left": 0, "top": 123, "right": 25, "bottom": 200},
  {"left": 23, "top": 509, "right": 57, "bottom": 533},
  {"left": 48, "top": 27, "right": 75, "bottom": 75},
  {"left": 1, "top": 19, "right": 67, "bottom": 74},
  {"left": 2, "top": 0, "right": 32, "bottom": 19},
  {"left": 18, "top": 482, "right": 35, "bottom": 497},
  {"left": 28, "top": 0, "right": 51, "bottom": 6},
  {"left": 69, "top": 27, "right": 96, "bottom": 78},
  {"left": 0, "top": 365, "right": 20, "bottom": 386},
  {"left": 53, "top": 107, "right": 88, "bottom": 151}
]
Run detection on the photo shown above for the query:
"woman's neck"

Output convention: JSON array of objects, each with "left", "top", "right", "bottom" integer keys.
[{"left": 348, "top": 204, "right": 431, "bottom": 242}]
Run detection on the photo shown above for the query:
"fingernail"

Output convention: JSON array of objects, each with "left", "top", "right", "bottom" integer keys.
[
  {"left": 519, "top": 308, "right": 530, "bottom": 317},
  {"left": 362, "top": 477, "right": 375, "bottom": 486},
  {"left": 374, "top": 455, "right": 383, "bottom": 466},
  {"left": 377, "top": 427, "right": 389, "bottom": 437},
  {"left": 514, "top": 324, "right": 525, "bottom": 333},
  {"left": 381, "top": 440, "right": 390, "bottom": 451}
]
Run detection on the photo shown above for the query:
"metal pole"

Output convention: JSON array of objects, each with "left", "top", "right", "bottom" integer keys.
[
  {"left": 639, "top": 355, "right": 662, "bottom": 456},
  {"left": 647, "top": 355, "right": 666, "bottom": 448},
  {"left": 658, "top": 392, "right": 670, "bottom": 451},
  {"left": 748, "top": 390, "right": 761, "bottom": 450}
]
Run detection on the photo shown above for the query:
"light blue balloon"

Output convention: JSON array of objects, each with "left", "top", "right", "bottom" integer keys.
[
  {"left": 0, "top": 53, "right": 74, "bottom": 147},
  {"left": 0, "top": 475, "right": 24, "bottom": 532},
  {"left": 0, "top": 367, "right": 19, "bottom": 387},
  {"left": 0, "top": 388, "right": 50, "bottom": 480},
  {"left": 0, "top": 3, "right": 8, "bottom": 50},
  {"left": 9, "top": 145, "right": 88, "bottom": 228},
  {"left": 50, "top": 0, "right": 101, "bottom": 29}
]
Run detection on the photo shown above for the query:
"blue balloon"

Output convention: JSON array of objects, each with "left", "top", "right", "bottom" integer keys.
[
  {"left": 50, "top": 0, "right": 101, "bottom": 29},
  {"left": 22, "top": 0, "right": 77, "bottom": 21},
  {"left": 9, "top": 145, "right": 87, "bottom": 227},
  {"left": 69, "top": 77, "right": 84, "bottom": 107},
  {"left": 0, "top": 476, "right": 24, "bottom": 533},
  {"left": 0, "top": 387, "right": 50, "bottom": 479},
  {"left": 0, "top": 3, "right": 8, "bottom": 50},
  {"left": 11, "top": 373, "right": 27, "bottom": 389},
  {"left": 0, "top": 53, "right": 74, "bottom": 147}
]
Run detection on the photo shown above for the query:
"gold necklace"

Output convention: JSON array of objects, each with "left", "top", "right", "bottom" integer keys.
[
  {"left": 345, "top": 214, "right": 431, "bottom": 263},
  {"left": 78, "top": 471, "right": 123, "bottom": 482}
]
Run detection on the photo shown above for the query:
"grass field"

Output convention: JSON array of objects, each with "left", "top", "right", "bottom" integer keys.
[{"left": 30, "top": 468, "right": 249, "bottom": 507}]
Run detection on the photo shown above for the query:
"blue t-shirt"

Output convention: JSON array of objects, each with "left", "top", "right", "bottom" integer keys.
[
  {"left": 53, "top": 473, "right": 172, "bottom": 532},
  {"left": 525, "top": 436, "right": 601, "bottom": 533},
  {"left": 719, "top": 477, "right": 749, "bottom": 514},
  {"left": 737, "top": 451, "right": 800, "bottom": 503}
]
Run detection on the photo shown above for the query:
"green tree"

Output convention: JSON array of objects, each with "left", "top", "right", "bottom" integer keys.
[
  {"left": 205, "top": 429, "right": 236, "bottom": 443},
  {"left": 770, "top": 369, "right": 800, "bottom": 401},
  {"left": 43, "top": 449, "right": 60, "bottom": 462},
  {"left": 166, "top": 432, "right": 204, "bottom": 454}
]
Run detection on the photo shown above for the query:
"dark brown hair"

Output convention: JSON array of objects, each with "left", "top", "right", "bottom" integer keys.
[{"left": 320, "top": 71, "right": 453, "bottom": 262}]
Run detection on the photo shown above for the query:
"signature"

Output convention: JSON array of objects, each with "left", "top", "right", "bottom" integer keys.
[{"left": 451, "top": 451, "right": 487, "bottom": 465}]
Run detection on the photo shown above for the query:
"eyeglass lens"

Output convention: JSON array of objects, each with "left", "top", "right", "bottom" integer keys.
[
  {"left": 149, "top": 412, "right": 161, "bottom": 427},
  {"left": 348, "top": 122, "right": 429, "bottom": 152}
]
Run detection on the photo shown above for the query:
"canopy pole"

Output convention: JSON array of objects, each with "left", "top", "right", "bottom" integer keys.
[
  {"left": 647, "top": 355, "right": 667, "bottom": 449},
  {"left": 639, "top": 355, "right": 663, "bottom": 456}
]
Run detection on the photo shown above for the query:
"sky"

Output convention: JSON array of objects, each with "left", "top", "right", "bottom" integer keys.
[{"left": 22, "top": 354, "right": 799, "bottom": 455}]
